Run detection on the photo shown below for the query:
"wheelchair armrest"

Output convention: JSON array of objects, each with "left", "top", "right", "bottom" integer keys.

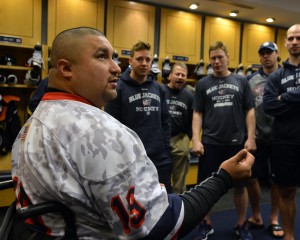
[
  {"left": 0, "top": 179, "right": 13, "bottom": 190},
  {"left": 0, "top": 170, "right": 12, "bottom": 182},
  {"left": 17, "top": 201, "right": 78, "bottom": 240},
  {"left": 0, "top": 176, "right": 78, "bottom": 239}
]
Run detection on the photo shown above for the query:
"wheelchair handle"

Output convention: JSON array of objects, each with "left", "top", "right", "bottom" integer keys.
[{"left": 18, "top": 201, "right": 78, "bottom": 240}]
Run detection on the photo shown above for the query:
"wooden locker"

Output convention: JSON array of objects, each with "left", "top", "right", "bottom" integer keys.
[
  {"left": 276, "top": 28, "right": 289, "bottom": 63},
  {"left": 106, "top": 0, "right": 155, "bottom": 70},
  {"left": 204, "top": 16, "right": 241, "bottom": 69},
  {"left": 159, "top": 8, "right": 202, "bottom": 65},
  {"left": 242, "top": 23, "right": 276, "bottom": 67},
  {"left": 0, "top": 0, "right": 42, "bottom": 46},
  {"left": 47, "top": 0, "right": 105, "bottom": 45}
]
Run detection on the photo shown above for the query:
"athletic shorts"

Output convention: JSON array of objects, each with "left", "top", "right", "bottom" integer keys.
[
  {"left": 271, "top": 144, "right": 300, "bottom": 187},
  {"left": 251, "top": 140, "right": 271, "bottom": 181},
  {"left": 197, "top": 144, "right": 245, "bottom": 187}
]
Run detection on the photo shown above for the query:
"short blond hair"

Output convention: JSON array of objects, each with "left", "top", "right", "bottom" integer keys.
[
  {"left": 209, "top": 41, "right": 228, "bottom": 55},
  {"left": 130, "top": 41, "right": 151, "bottom": 57}
]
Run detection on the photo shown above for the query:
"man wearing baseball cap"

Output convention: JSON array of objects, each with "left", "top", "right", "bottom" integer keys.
[
  {"left": 246, "top": 41, "right": 284, "bottom": 238},
  {"left": 258, "top": 41, "right": 279, "bottom": 53}
]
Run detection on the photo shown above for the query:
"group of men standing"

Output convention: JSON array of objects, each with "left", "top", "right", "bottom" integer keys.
[
  {"left": 105, "top": 41, "right": 194, "bottom": 195},
  {"left": 25, "top": 24, "right": 300, "bottom": 240},
  {"left": 103, "top": 40, "right": 238, "bottom": 239},
  {"left": 104, "top": 24, "right": 300, "bottom": 240}
]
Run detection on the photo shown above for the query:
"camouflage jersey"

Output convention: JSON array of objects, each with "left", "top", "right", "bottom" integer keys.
[{"left": 11, "top": 92, "right": 184, "bottom": 239}]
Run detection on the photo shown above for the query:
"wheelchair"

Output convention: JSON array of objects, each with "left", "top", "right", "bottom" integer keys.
[{"left": 0, "top": 171, "right": 78, "bottom": 240}]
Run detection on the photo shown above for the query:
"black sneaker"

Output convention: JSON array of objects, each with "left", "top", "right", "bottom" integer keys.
[
  {"left": 234, "top": 222, "right": 253, "bottom": 240},
  {"left": 194, "top": 220, "right": 214, "bottom": 240}
]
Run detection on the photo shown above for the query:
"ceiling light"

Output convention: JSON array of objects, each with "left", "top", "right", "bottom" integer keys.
[
  {"left": 266, "top": 18, "right": 275, "bottom": 23},
  {"left": 229, "top": 10, "right": 239, "bottom": 17},
  {"left": 189, "top": 3, "right": 199, "bottom": 10}
]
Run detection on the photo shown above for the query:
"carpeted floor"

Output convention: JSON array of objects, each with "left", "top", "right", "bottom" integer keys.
[{"left": 182, "top": 187, "right": 300, "bottom": 240}]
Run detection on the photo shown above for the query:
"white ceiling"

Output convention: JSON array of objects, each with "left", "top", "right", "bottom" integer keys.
[{"left": 135, "top": 0, "right": 299, "bottom": 29}]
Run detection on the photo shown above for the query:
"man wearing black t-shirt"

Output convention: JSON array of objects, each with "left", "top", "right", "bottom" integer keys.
[
  {"left": 192, "top": 41, "right": 256, "bottom": 240},
  {"left": 163, "top": 63, "right": 193, "bottom": 193}
]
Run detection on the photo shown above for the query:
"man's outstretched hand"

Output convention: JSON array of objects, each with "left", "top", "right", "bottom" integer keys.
[{"left": 220, "top": 149, "right": 254, "bottom": 181}]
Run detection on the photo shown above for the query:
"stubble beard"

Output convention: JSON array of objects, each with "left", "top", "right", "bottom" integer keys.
[{"left": 103, "top": 87, "right": 117, "bottom": 104}]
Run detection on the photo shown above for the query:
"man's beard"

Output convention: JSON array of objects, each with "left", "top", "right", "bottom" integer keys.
[
  {"left": 103, "top": 89, "right": 117, "bottom": 103},
  {"left": 289, "top": 49, "right": 300, "bottom": 58}
]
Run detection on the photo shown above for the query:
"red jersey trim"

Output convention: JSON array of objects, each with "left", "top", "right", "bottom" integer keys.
[{"left": 41, "top": 92, "right": 93, "bottom": 106}]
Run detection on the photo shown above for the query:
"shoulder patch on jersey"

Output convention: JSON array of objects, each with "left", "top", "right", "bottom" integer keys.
[{"left": 21, "top": 124, "right": 30, "bottom": 142}]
